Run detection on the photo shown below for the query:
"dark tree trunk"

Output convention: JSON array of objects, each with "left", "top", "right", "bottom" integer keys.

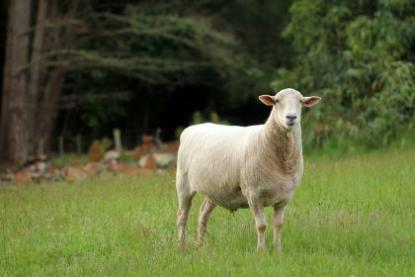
[
  {"left": 1, "top": 0, "right": 84, "bottom": 167},
  {"left": 34, "top": 0, "right": 67, "bottom": 155},
  {"left": 0, "top": 0, "right": 32, "bottom": 166},
  {"left": 37, "top": 68, "right": 64, "bottom": 155},
  {"left": 28, "top": 0, "right": 48, "bottom": 157},
  {"left": 0, "top": 1, "right": 13, "bottom": 163}
]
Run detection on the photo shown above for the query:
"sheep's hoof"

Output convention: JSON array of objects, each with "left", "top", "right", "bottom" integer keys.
[
  {"left": 256, "top": 245, "right": 266, "bottom": 252},
  {"left": 177, "top": 239, "right": 186, "bottom": 249},
  {"left": 195, "top": 240, "right": 204, "bottom": 248},
  {"left": 274, "top": 242, "right": 282, "bottom": 253}
]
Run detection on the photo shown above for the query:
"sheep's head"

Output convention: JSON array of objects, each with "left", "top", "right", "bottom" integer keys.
[{"left": 259, "top": 88, "right": 321, "bottom": 130}]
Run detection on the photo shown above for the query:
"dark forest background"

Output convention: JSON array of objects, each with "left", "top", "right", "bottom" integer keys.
[{"left": 1, "top": 0, "right": 414, "bottom": 167}]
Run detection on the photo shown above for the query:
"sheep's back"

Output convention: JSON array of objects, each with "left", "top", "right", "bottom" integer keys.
[{"left": 178, "top": 123, "right": 261, "bottom": 199}]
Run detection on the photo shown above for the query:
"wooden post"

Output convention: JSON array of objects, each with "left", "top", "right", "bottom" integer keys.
[
  {"left": 37, "top": 138, "right": 45, "bottom": 157},
  {"left": 59, "top": 135, "right": 64, "bottom": 156},
  {"left": 113, "top": 128, "right": 122, "bottom": 153},
  {"left": 76, "top": 134, "right": 82, "bottom": 154}
]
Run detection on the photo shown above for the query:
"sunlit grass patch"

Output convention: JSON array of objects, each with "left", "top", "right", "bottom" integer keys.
[{"left": 1, "top": 148, "right": 415, "bottom": 276}]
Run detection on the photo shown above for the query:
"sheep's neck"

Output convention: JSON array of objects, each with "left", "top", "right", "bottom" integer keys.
[{"left": 260, "top": 110, "right": 303, "bottom": 177}]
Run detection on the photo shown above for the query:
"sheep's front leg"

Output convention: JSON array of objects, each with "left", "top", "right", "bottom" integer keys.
[
  {"left": 272, "top": 205, "right": 286, "bottom": 253},
  {"left": 249, "top": 200, "right": 267, "bottom": 250}
]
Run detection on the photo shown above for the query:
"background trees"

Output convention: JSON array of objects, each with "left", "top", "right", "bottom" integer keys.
[
  {"left": 0, "top": 0, "right": 414, "bottom": 168},
  {"left": 0, "top": 0, "right": 82, "bottom": 165},
  {"left": 0, "top": 0, "right": 32, "bottom": 165},
  {"left": 274, "top": 0, "right": 415, "bottom": 149}
]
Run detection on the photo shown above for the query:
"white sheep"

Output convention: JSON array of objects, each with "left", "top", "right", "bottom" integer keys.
[{"left": 176, "top": 88, "right": 321, "bottom": 252}]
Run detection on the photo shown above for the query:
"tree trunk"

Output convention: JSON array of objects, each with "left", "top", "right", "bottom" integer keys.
[
  {"left": 0, "top": 1, "right": 13, "bottom": 162},
  {"left": 28, "top": 0, "right": 48, "bottom": 157},
  {"left": 34, "top": 0, "right": 66, "bottom": 155},
  {"left": 37, "top": 68, "right": 64, "bottom": 154},
  {"left": 0, "top": 0, "right": 32, "bottom": 166},
  {"left": 1, "top": 0, "right": 82, "bottom": 166}
]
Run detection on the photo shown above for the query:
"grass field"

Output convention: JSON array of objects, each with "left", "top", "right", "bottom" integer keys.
[{"left": 1, "top": 148, "right": 415, "bottom": 276}]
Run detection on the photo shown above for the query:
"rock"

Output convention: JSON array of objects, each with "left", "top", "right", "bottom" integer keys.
[
  {"left": 138, "top": 155, "right": 147, "bottom": 168},
  {"left": 87, "top": 138, "right": 111, "bottom": 162},
  {"left": 109, "top": 163, "right": 135, "bottom": 175},
  {"left": 133, "top": 168, "right": 153, "bottom": 176},
  {"left": 64, "top": 166, "right": 90, "bottom": 182},
  {"left": 88, "top": 143, "right": 103, "bottom": 162},
  {"left": 132, "top": 146, "right": 150, "bottom": 159},
  {"left": 139, "top": 153, "right": 176, "bottom": 170},
  {"left": 13, "top": 170, "right": 32, "bottom": 185},
  {"left": 168, "top": 160, "right": 177, "bottom": 172},
  {"left": 0, "top": 173, "right": 13, "bottom": 186},
  {"left": 104, "top": 150, "right": 120, "bottom": 164},
  {"left": 35, "top": 161, "right": 47, "bottom": 173},
  {"left": 153, "top": 153, "right": 176, "bottom": 169},
  {"left": 46, "top": 164, "right": 63, "bottom": 181},
  {"left": 29, "top": 161, "right": 50, "bottom": 182},
  {"left": 84, "top": 162, "right": 105, "bottom": 175},
  {"left": 138, "top": 154, "right": 158, "bottom": 170},
  {"left": 145, "top": 155, "right": 157, "bottom": 170},
  {"left": 165, "top": 142, "right": 179, "bottom": 154},
  {"left": 142, "top": 134, "right": 155, "bottom": 146},
  {"left": 109, "top": 163, "right": 153, "bottom": 176}
]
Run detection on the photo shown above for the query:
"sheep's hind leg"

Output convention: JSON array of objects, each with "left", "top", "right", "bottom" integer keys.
[
  {"left": 176, "top": 171, "right": 194, "bottom": 247},
  {"left": 176, "top": 192, "right": 194, "bottom": 247},
  {"left": 196, "top": 198, "right": 216, "bottom": 245}
]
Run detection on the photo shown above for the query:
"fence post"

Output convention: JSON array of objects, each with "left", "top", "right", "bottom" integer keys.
[
  {"left": 59, "top": 136, "right": 64, "bottom": 156},
  {"left": 76, "top": 134, "right": 82, "bottom": 154},
  {"left": 37, "top": 138, "right": 45, "bottom": 157},
  {"left": 113, "top": 128, "right": 122, "bottom": 153}
]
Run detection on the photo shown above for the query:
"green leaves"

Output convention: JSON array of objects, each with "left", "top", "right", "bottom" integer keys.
[
  {"left": 58, "top": 2, "right": 261, "bottom": 134},
  {"left": 276, "top": 0, "right": 415, "bottom": 149},
  {"left": 73, "top": 11, "right": 241, "bottom": 85},
  {"left": 79, "top": 91, "right": 130, "bottom": 129}
]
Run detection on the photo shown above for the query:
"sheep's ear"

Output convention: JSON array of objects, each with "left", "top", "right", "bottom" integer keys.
[
  {"left": 259, "top": 95, "right": 276, "bottom": 106},
  {"left": 303, "top": 96, "right": 321, "bottom": 107}
]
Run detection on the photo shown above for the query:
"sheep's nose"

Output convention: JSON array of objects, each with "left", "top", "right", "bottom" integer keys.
[{"left": 286, "top": 114, "right": 297, "bottom": 121}]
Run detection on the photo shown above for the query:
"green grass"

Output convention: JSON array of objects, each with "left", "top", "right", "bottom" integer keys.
[{"left": 1, "top": 148, "right": 415, "bottom": 276}]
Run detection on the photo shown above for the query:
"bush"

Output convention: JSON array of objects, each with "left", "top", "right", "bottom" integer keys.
[{"left": 275, "top": 0, "right": 415, "bottom": 149}]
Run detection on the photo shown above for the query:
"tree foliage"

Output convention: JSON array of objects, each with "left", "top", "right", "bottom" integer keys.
[
  {"left": 274, "top": 0, "right": 415, "bottom": 148},
  {"left": 64, "top": 12, "right": 240, "bottom": 84},
  {"left": 37, "top": 0, "right": 292, "bottom": 138},
  {"left": 3, "top": 0, "right": 414, "bottom": 166},
  {"left": 57, "top": 2, "right": 265, "bottom": 133}
]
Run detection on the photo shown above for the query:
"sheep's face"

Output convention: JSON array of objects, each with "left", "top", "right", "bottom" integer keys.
[{"left": 259, "top": 88, "right": 321, "bottom": 130}]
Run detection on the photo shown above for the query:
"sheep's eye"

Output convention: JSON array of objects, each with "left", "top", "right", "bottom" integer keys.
[{"left": 274, "top": 99, "right": 279, "bottom": 104}]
